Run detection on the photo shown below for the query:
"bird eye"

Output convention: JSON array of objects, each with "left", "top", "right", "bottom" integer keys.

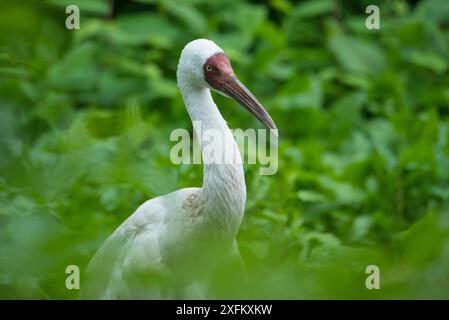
[{"left": 205, "top": 65, "right": 214, "bottom": 72}]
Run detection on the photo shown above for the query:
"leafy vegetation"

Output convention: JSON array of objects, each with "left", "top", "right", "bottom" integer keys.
[{"left": 1, "top": 0, "right": 449, "bottom": 299}]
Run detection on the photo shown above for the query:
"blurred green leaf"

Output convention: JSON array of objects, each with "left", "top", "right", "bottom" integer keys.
[
  {"left": 291, "top": 0, "right": 336, "bottom": 18},
  {"left": 329, "top": 35, "right": 386, "bottom": 75}
]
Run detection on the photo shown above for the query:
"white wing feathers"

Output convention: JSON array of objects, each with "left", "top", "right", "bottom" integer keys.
[{"left": 83, "top": 188, "right": 200, "bottom": 299}]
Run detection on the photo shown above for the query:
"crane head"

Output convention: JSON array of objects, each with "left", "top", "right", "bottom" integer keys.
[{"left": 177, "top": 39, "right": 277, "bottom": 133}]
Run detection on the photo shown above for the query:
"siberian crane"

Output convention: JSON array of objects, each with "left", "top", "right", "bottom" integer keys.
[{"left": 83, "top": 39, "right": 277, "bottom": 299}]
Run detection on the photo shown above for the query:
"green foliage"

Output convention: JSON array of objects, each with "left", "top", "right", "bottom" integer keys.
[{"left": 1, "top": 0, "right": 449, "bottom": 299}]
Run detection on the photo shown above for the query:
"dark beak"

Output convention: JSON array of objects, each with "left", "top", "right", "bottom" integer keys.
[{"left": 222, "top": 76, "right": 277, "bottom": 135}]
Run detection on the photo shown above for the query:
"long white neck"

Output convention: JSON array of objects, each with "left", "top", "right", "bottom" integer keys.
[{"left": 179, "top": 81, "right": 246, "bottom": 233}]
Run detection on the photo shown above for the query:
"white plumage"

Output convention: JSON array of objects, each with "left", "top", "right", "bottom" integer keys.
[{"left": 83, "top": 39, "right": 275, "bottom": 299}]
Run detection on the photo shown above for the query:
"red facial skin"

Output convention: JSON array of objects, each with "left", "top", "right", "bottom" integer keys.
[
  {"left": 203, "top": 53, "right": 235, "bottom": 91},
  {"left": 203, "top": 52, "right": 277, "bottom": 131}
]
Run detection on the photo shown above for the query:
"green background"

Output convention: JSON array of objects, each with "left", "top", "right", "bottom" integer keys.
[{"left": 1, "top": 0, "right": 449, "bottom": 299}]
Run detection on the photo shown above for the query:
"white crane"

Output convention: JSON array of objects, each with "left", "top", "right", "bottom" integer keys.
[{"left": 83, "top": 39, "right": 277, "bottom": 299}]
